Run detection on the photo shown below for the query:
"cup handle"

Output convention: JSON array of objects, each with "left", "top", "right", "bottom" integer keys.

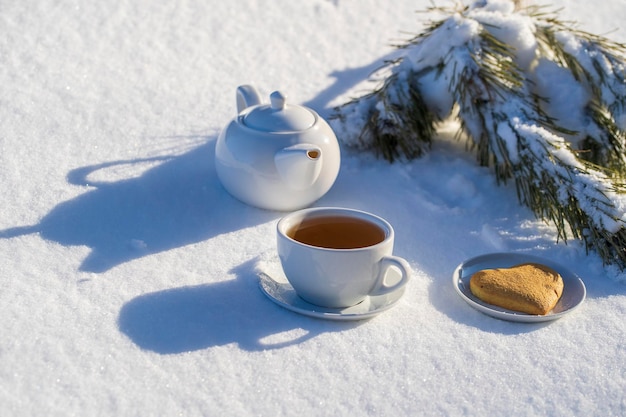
[{"left": 369, "top": 255, "right": 411, "bottom": 296}]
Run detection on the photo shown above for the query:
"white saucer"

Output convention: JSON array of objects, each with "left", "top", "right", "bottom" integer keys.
[
  {"left": 258, "top": 271, "right": 406, "bottom": 321},
  {"left": 453, "top": 253, "right": 586, "bottom": 323}
]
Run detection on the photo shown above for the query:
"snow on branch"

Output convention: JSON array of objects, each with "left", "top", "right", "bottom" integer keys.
[{"left": 333, "top": 0, "right": 626, "bottom": 268}]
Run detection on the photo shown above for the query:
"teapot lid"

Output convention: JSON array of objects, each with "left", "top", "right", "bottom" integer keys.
[{"left": 243, "top": 91, "right": 315, "bottom": 132}]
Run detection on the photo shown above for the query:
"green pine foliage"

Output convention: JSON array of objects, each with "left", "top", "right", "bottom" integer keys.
[{"left": 333, "top": 1, "right": 626, "bottom": 268}]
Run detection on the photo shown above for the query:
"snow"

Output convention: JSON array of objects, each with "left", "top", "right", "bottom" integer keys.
[
  {"left": 469, "top": 1, "right": 538, "bottom": 69},
  {"left": 1, "top": 1, "right": 625, "bottom": 416},
  {"left": 533, "top": 57, "right": 591, "bottom": 140}
]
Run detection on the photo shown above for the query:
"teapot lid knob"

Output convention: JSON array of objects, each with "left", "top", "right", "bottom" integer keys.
[
  {"left": 270, "top": 91, "right": 286, "bottom": 110},
  {"left": 242, "top": 90, "right": 315, "bottom": 132}
]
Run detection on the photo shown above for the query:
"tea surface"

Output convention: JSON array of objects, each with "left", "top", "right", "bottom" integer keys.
[{"left": 288, "top": 215, "right": 385, "bottom": 249}]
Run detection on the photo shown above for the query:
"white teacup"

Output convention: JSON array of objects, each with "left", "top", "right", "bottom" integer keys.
[{"left": 276, "top": 207, "right": 411, "bottom": 308}]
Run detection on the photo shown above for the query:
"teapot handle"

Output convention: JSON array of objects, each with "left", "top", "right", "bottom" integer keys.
[{"left": 236, "top": 85, "right": 263, "bottom": 114}]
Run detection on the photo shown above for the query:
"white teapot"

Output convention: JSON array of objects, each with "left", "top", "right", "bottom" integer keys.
[{"left": 215, "top": 85, "right": 341, "bottom": 211}]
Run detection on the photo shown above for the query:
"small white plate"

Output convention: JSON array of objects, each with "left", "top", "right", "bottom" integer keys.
[
  {"left": 258, "top": 271, "right": 406, "bottom": 321},
  {"left": 453, "top": 253, "right": 586, "bottom": 322}
]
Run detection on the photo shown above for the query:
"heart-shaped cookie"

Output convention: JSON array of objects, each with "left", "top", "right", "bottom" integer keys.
[{"left": 469, "top": 263, "right": 564, "bottom": 315}]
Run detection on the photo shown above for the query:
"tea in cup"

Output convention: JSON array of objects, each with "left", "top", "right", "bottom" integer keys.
[{"left": 276, "top": 207, "right": 411, "bottom": 308}]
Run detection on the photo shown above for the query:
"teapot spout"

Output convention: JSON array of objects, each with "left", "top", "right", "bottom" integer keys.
[{"left": 274, "top": 144, "right": 323, "bottom": 190}]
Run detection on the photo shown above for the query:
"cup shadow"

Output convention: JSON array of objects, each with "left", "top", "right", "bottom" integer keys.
[
  {"left": 118, "top": 257, "right": 361, "bottom": 353},
  {"left": 0, "top": 137, "right": 276, "bottom": 273}
]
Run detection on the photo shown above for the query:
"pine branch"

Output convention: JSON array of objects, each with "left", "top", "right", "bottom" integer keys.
[
  {"left": 448, "top": 17, "right": 626, "bottom": 266},
  {"left": 455, "top": 38, "right": 626, "bottom": 249},
  {"left": 332, "top": 1, "right": 626, "bottom": 268},
  {"left": 512, "top": 121, "right": 626, "bottom": 264},
  {"left": 332, "top": 73, "right": 437, "bottom": 162},
  {"left": 532, "top": 8, "right": 626, "bottom": 173}
]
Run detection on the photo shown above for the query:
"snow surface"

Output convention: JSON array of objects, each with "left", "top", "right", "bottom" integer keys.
[{"left": 1, "top": 1, "right": 625, "bottom": 416}]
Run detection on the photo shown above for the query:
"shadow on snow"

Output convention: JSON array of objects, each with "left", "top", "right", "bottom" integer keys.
[{"left": 0, "top": 138, "right": 275, "bottom": 272}]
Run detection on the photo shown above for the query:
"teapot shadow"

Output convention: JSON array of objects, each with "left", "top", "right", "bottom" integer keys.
[
  {"left": 0, "top": 53, "right": 401, "bottom": 274},
  {"left": 0, "top": 138, "right": 275, "bottom": 273},
  {"left": 118, "top": 258, "right": 361, "bottom": 353},
  {"left": 1, "top": 53, "right": 399, "bottom": 274},
  {"left": 302, "top": 50, "right": 404, "bottom": 118}
]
